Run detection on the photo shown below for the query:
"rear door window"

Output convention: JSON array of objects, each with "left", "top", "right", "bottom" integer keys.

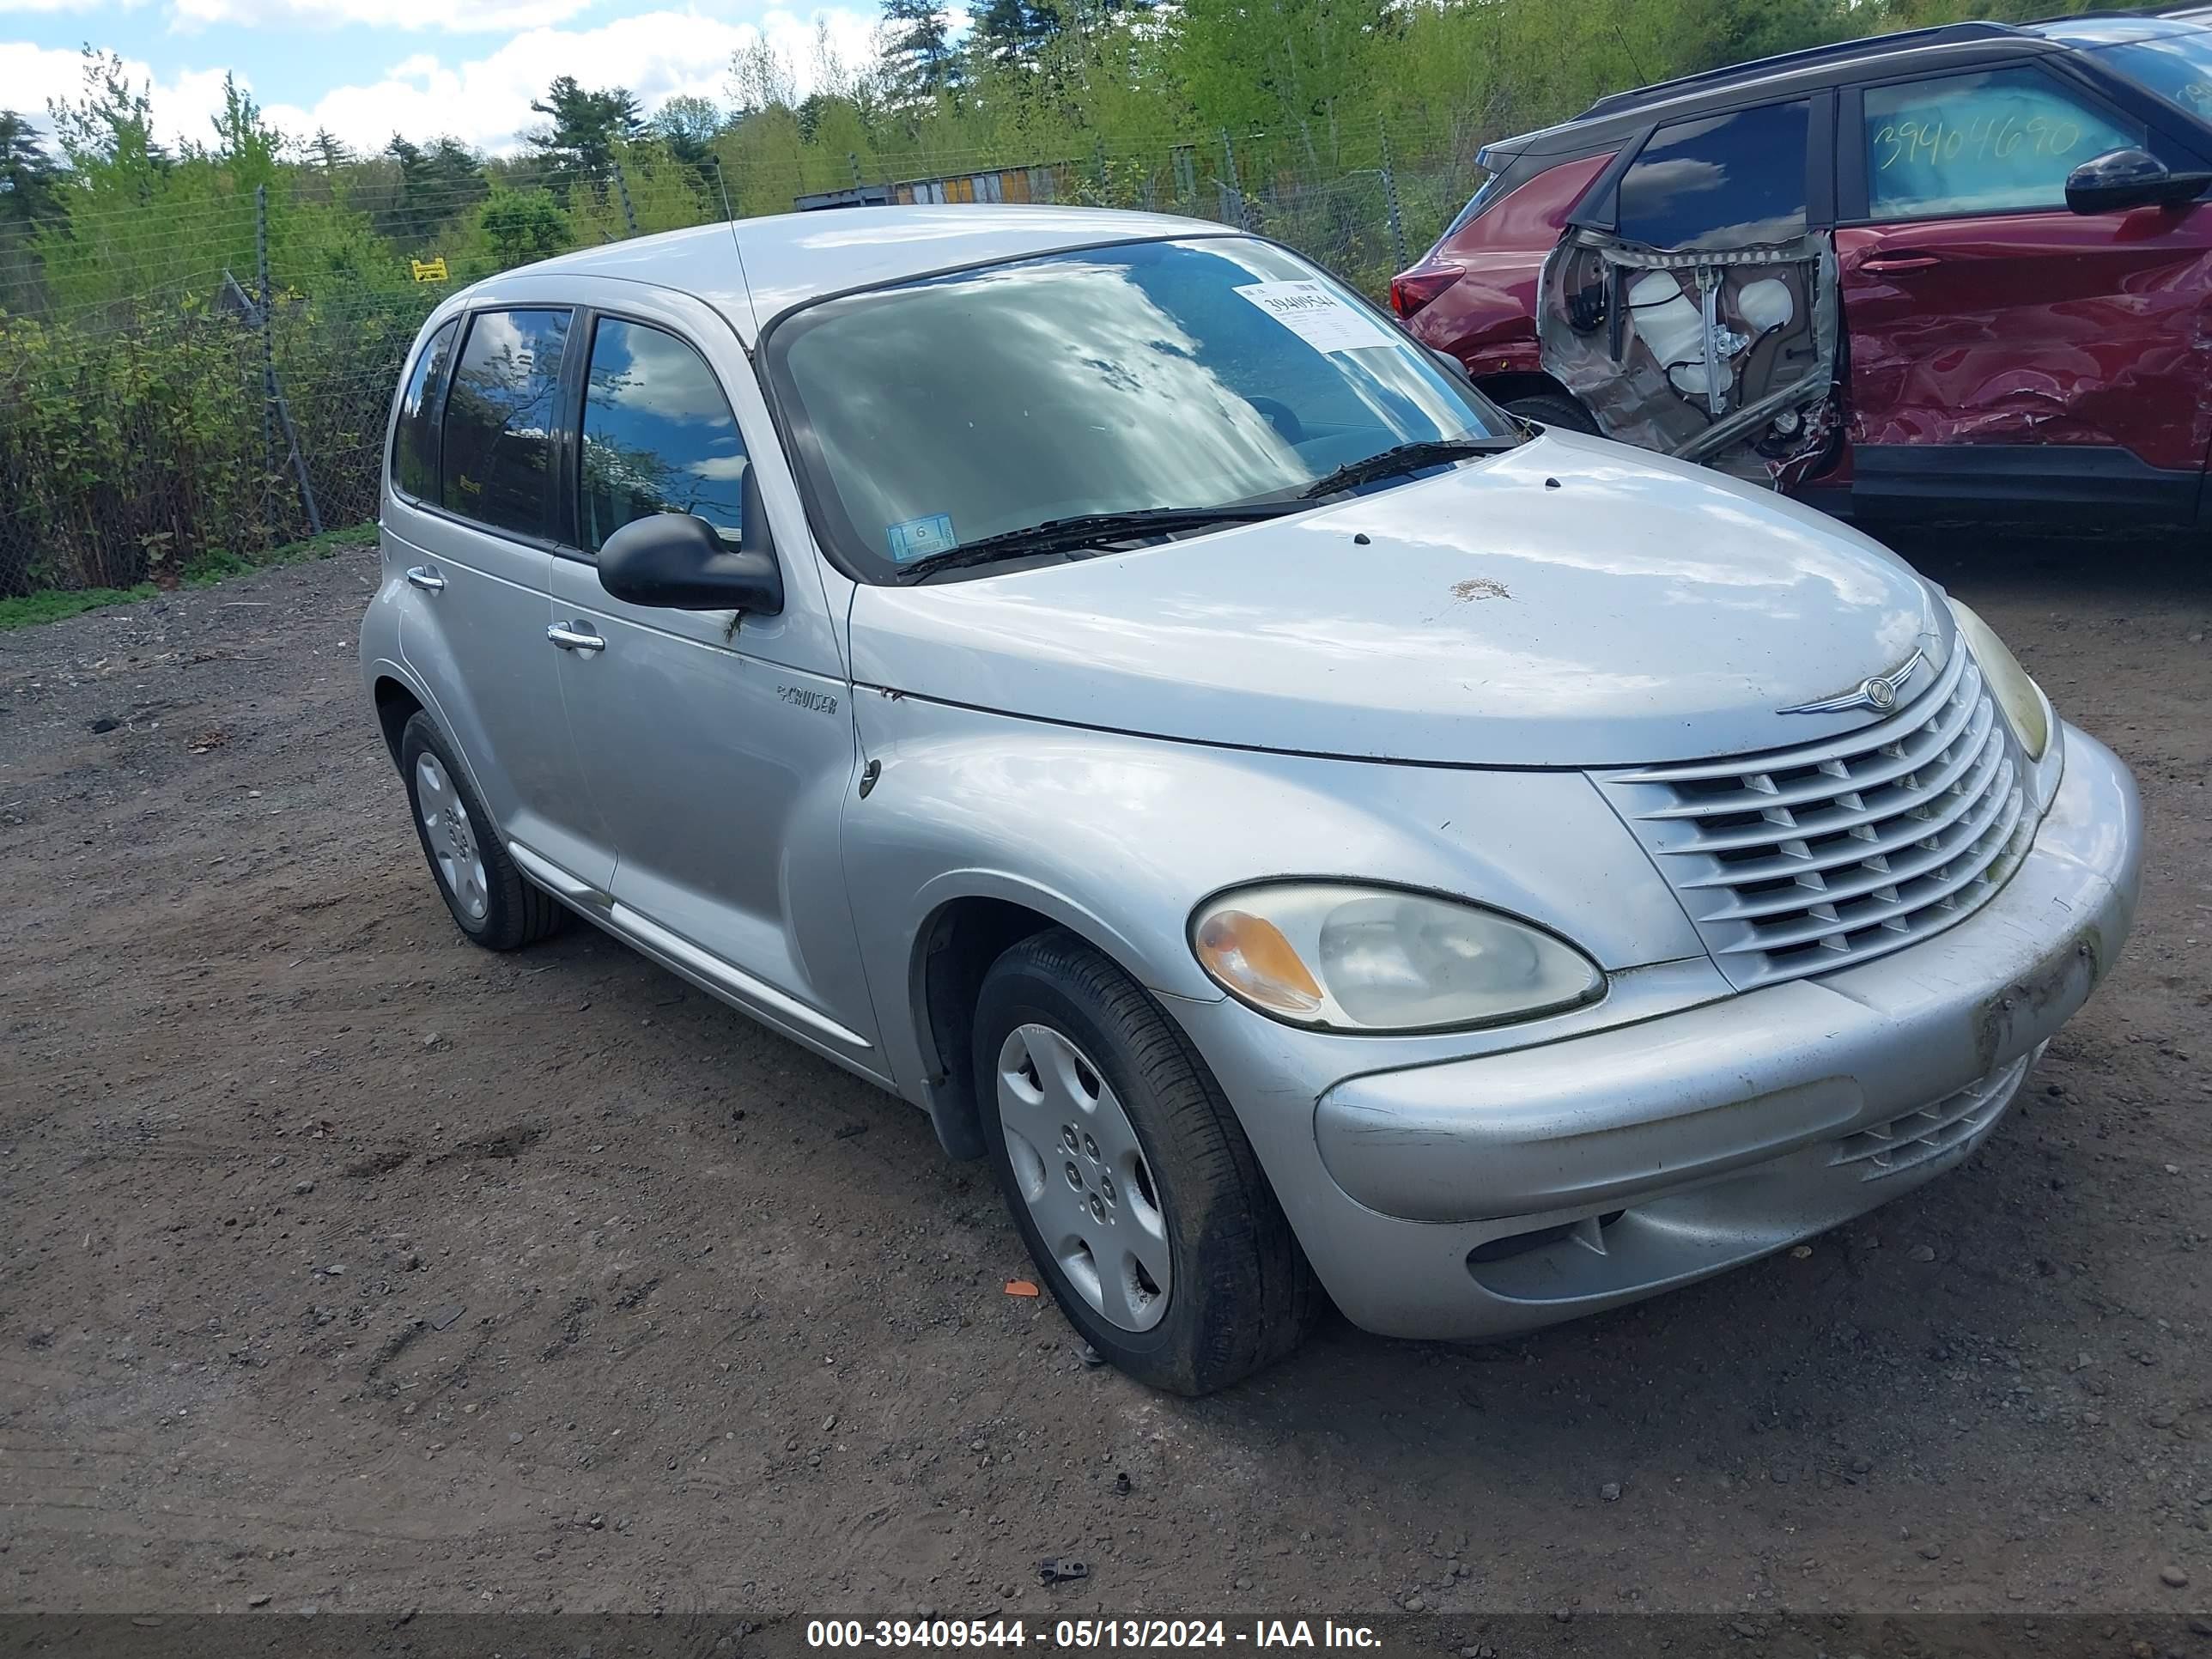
[
  {"left": 440, "top": 307, "right": 573, "bottom": 540},
  {"left": 390, "top": 318, "right": 459, "bottom": 501},
  {"left": 1862, "top": 66, "right": 2141, "bottom": 220},
  {"left": 1617, "top": 100, "right": 1811, "bottom": 248},
  {"left": 578, "top": 317, "right": 749, "bottom": 554}
]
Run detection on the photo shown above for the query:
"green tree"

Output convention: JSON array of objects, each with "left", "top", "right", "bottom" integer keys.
[
  {"left": 651, "top": 94, "right": 723, "bottom": 164},
  {"left": 384, "top": 134, "right": 488, "bottom": 247},
  {"left": 477, "top": 187, "right": 573, "bottom": 267},
  {"left": 730, "top": 39, "right": 799, "bottom": 114},
  {"left": 526, "top": 76, "right": 643, "bottom": 198},
  {"left": 0, "top": 112, "right": 60, "bottom": 228},
  {"left": 46, "top": 48, "right": 166, "bottom": 175},
  {"left": 308, "top": 127, "right": 354, "bottom": 171},
  {"left": 882, "top": 0, "right": 962, "bottom": 103},
  {"left": 973, "top": 0, "right": 1060, "bottom": 68},
  {"left": 206, "top": 73, "right": 282, "bottom": 196},
  {"left": 0, "top": 111, "right": 61, "bottom": 317}
]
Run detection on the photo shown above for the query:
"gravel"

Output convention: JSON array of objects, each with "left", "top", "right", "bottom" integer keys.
[{"left": 2, "top": 532, "right": 2209, "bottom": 1617}]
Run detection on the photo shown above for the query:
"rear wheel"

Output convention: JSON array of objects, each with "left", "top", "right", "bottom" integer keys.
[
  {"left": 398, "top": 712, "right": 566, "bottom": 951},
  {"left": 1503, "top": 391, "right": 1601, "bottom": 435},
  {"left": 974, "top": 929, "right": 1317, "bottom": 1395}
]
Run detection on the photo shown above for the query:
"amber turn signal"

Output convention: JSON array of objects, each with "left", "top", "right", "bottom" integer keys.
[{"left": 1193, "top": 908, "right": 1324, "bottom": 1018}]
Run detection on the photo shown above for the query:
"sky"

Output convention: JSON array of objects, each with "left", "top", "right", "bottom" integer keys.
[{"left": 0, "top": 0, "right": 884, "bottom": 157}]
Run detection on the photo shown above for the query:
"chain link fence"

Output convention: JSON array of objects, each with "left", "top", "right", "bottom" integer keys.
[{"left": 0, "top": 118, "right": 1486, "bottom": 599}]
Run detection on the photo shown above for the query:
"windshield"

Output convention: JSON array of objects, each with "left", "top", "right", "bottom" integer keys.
[
  {"left": 2058, "top": 21, "right": 2212, "bottom": 125},
  {"left": 766, "top": 236, "right": 1510, "bottom": 583}
]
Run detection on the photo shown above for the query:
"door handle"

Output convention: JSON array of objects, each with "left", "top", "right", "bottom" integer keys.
[
  {"left": 1859, "top": 252, "right": 1942, "bottom": 275},
  {"left": 404, "top": 566, "right": 446, "bottom": 592},
  {"left": 547, "top": 622, "right": 605, "bottom": 653}
]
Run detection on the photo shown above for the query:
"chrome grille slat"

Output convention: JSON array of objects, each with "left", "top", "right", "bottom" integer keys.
[
  {"left": 1717, "top": 792, "right": 2022, "bottom": 954},
  {"left": 1704, "top": 751, "right": 2018, "bottom": 925},
  {"left": 1675, "top": 715, "right": 2005, "bottom": 891},
  {"left": 1633, "top": 682, "right": 1987, "bottom": 818},
  {"left": 1595, "top": 645, "right": 2034, "bottom": 991},
  {"left": 1655, "top": 715, "right": 1996, "bottom": 851}
]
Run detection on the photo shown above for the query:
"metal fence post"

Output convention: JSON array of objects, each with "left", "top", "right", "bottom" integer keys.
[
  {"left": 1220, "top": 128, "right": 1247, "bottom": 229},
  {"left": 256, "top": 185, "right": 276, "bottom": 488},
  {"left": 1379, "top": 128, "right": 1409, "bottom": 271},
  {"left": 612, "top": 161, "right": 641, "bottom": 236},
  {"left": 256, "top": 184, "right": 324, "bottom": 539}
]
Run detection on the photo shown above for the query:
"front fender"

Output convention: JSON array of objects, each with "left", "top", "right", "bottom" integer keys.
[{"left": 844, "top": 692, "right": 1706, "bottom": 1103}]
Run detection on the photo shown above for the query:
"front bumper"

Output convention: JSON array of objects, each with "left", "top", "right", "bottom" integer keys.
[{"left": 1177, "top": 724, "right": 2143, "bottom": 1340}]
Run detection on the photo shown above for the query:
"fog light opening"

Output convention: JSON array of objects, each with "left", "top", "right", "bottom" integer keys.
[{"left": 1466, "top": 1209, "right": 1626, "bottom": 1267}]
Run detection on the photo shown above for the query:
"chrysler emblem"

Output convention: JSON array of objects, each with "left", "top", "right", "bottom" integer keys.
[{"left": 1779, "top": 649, "right": 1927, "bottom": 716}]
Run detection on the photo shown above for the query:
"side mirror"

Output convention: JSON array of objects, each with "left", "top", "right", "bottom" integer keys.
[
  {"left": 2066, "top": 147, "right": 2212, "bottom": 216},
  {"left": 1428, "top": 346, "right": 1477, "bottom": 388},
  {"left": 596, "top": 464, "right": 784, "bottom": 615}
]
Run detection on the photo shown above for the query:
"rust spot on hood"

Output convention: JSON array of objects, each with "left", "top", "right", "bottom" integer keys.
[{"left": 1450, "top": 578, "right": 1511, "bottom": 602}]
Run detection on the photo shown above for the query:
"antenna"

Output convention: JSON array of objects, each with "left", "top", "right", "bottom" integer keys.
[{"left": 711, "top": 155, "right": 764, "bottom": 338}]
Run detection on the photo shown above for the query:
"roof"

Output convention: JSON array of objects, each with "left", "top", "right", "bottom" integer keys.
[
  {"left": 2032, "top": 5, "right": 2212, "bottom": 43},
  {"left": 504, "top": 204, "right": 1223, "bottom": 343},
  {"left": 1571, "top": 21, "right": 2021, "bottom": 124},
  {"left": 1492, "top": 18, "right": 2089, "bottom": 156},
  {"left": 1492, "top": 5, "right": 2212, "bottom": 154}
]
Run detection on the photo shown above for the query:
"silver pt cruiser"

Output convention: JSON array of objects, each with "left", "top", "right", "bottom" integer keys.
[{"left": 361, "top": 206, "right": 2144, "bottom": 1394}]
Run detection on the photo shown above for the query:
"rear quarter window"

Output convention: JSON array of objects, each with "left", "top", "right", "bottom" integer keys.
[
  {"left": 390, "top": 318, "right": 459, "bottom": 502},
  {"left": 1617, "top": 100, "right": 1811, "bottom": 248}
]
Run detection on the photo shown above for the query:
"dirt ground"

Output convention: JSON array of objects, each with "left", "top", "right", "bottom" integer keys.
[{"left": 1, "top": 531, "right": 2207, "bottom": 1635}]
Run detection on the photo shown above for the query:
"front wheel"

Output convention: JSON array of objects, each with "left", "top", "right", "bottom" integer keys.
[{"left": 974, "top": 929, "right": 1317, "bottom": 1395}]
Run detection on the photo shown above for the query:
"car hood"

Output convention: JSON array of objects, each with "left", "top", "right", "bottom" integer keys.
[{"left": 845, "top": 430, "right": 1952, "bottom": 769}]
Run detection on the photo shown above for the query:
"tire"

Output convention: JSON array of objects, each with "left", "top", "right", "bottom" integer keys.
[
  {"left": 974, "top": 929, "right": 1318, "bottom": 1395},
  {"left": 1504, "top": 392, "right": 1601, "bottom": 435},
  {"left": 398, "top": 711, "right": 566, "bottom": 951}
]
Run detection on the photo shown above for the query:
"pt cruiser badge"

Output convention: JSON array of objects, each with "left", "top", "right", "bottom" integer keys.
[{"left": 1779, "top": 648, "right": 1929, "bottom": 715}]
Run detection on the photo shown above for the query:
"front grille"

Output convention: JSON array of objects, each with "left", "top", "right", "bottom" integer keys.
[
  {"left": 1830, "top": 1048, "right": 2036, "bottom": 1181},
  {"left": 1596, "top": 644, "right": 2033, "bottom": 990}
]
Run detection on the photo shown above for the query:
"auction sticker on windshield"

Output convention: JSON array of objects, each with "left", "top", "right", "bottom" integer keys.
[
  {"left": 1234, "top": 280, "right": 1397, "bottom": 354},
  {"left": 888, "top": 514, "right": 959, "bottom": 562}
]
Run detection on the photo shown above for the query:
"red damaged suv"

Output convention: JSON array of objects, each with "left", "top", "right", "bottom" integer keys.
[{"left": 1391, "top": 10, "right": 2212, "bottom": 526}]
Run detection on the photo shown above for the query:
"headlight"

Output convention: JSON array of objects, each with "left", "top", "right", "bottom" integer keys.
[
  {"left": 1190, "top": 882, "right": 1604, "bottom": 1033},
  {"left": 1949, "top": 599, "right": 2049, "bottom": 761}
]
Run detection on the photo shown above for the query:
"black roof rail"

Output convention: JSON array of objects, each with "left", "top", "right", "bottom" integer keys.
[{"left": 1575, "top": 21, "right": 2021, "bottom": 122}]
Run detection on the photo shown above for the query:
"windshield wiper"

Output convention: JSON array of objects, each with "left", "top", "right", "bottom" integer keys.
[
  {"left": 896, "top": 502, "right": 1301, "bottom": 582},
  {"left": 1297, "top": 435, "right": 1518, "bottom": 501}
]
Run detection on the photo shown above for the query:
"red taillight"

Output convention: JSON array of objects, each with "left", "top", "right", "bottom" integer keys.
[{"left": 1389, "top": 264, "right": 1462, "bottom": 319}]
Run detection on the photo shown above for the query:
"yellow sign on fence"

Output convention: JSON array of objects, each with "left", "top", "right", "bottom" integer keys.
[{"left": 410, "top": 257, "right": 449, "bottom": 283}]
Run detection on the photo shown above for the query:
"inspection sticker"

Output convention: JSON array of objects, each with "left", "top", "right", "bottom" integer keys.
[
  {"left": 886, "top": 513, "right": 958, "bottom": 563},
  {"left": 1233, "top": 279, "right": 1396, "bottom": 353}
]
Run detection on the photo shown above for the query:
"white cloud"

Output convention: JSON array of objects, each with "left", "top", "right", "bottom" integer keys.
[
  {"left": 170, "top": 0, "right": 592, "bottom": 35},
  {"left": 257, "top": 6, "right": 878, "bottom": 153},
  {"left": 0, "top": 42, "right": 234, "bottom": 149}
]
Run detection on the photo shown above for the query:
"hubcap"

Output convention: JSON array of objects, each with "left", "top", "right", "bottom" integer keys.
[
  {"left": 996, "top": 1024, "right": 1171, "bottom": 1333},
  {"left": 414, "top": 753, "right": 489, "bottom": 921}
]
